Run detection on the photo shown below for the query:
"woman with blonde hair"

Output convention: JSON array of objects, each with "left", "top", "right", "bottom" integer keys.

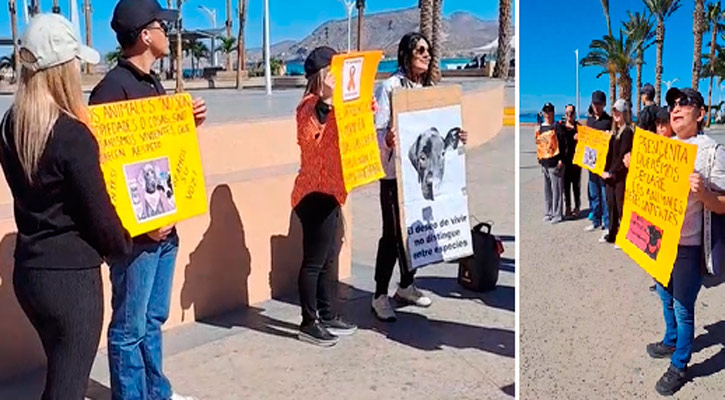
[{"left": 0, "top": 14, "right": 130, "bottom": 399}]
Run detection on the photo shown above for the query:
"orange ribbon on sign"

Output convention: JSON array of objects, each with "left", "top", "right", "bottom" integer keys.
[
  {"left": 347, "top": 65, "right": 356, "bottom": 92},
  {"left": 536, "top": 128, "right": 560, "bottom": 160}
]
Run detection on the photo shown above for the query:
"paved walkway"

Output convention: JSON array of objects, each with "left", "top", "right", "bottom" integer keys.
[
  {"left": 519, "top": 129, "right": 725, "bottom": 399},
  {"left": 0, "top": 124, "right": 514, "bottom": 399}
]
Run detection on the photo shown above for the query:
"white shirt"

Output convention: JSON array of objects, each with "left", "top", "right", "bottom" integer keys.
[{"left": 676, "top": 134, "right": 725, "bottom": 246}]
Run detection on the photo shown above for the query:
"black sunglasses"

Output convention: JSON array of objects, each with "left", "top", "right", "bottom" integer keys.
[
  {"left": 669, "top": 96, "right": 700, "bottom": 111},
  {"left": 146, "top": 21, "right": 170, "bottom": 35},
  {"left": 414, "top": 45, "right": 430, "bottom": 56}
]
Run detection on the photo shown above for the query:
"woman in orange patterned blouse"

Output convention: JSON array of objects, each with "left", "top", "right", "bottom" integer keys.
[{"left": 291, "top": 47, "right": 358, "bottom": 347}]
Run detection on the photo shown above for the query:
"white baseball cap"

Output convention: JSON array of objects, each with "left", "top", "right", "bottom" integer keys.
[
  {"left": 612, "top": 99, "right": 629, "bottom": 112},
  {"left": 18, "top": 13, "right": 100, "bottom": 72}
]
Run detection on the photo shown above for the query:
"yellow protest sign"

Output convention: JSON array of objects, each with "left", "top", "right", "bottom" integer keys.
[
  {"left": 573, "top": 125, "right": 612, "bottom": 175},
  {"left": 616, "top": 128, "right": 697, "bottom": 284},
  {"left": 88, "top": 93, "right": 208, "bottom": 237},
  {"left": 535, "top": 127, "right": 560, "bottom": 160},
  {"left": 330, "top": 50, "right": 385, "bottom": 192}
]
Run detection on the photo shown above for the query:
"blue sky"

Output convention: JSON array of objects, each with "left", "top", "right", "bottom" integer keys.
[
  {"left": 521, "top": 0, "right": 712, "bottom": 113},
  {"left": 0, "top": 0, "right": 495, "bottom": 55}
]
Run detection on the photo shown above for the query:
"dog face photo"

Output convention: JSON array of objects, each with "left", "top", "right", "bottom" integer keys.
[
  {"left": 408, "top": 127, "right": 462, "bottom": 201},
  {"left": 124, "top": 157, "right": 177, "bottom": 223}
]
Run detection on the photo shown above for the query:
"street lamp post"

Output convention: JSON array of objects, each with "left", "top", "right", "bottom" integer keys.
[
  {"left": 198, "top": 5, "right": 218, "bottom": 67},
  {"left": 664, "top": 78, "right": 679, "bottom": 91},
  {"left": 575, "top": 49, "right": 579, "bottom": 119},
  {"left": 339, "top": 0, "right": 354, "bottom": 52},
  {"left": 263, "top": 0, "right": 271, "bottom": 95}
]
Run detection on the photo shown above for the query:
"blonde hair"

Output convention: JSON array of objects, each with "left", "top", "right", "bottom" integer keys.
[
  {"left": 612, "top": 106, "right": 632, "bottom": 135},
  {"left": 303, "top": 67, "right": 329, "bottom": 98},
  {"left": 12, "top": 59, "right": 88, "bottom": 183}
]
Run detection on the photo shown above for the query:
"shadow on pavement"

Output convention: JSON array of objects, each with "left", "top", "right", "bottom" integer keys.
[
  {"left": 501, "top": 257, "right": 515, "bottom": 273},
  {"left": 500, "top": 383, "right": 515, "bottom": 397},
  {"left": 414, "top": 276, "right": 515, "bottom": 313},
  {"left": 689, "top": 321, "right": 725, "bottom": 381},
  {"left": 196, "top": 306, "right": 300, "bottom": 340},
  {"left": 85, "top": 379, "right": 112, "bottom": 400}
]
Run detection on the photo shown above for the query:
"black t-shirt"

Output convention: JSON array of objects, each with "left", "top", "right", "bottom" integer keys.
[
  {"left": 538, "top": 123, "right": 567, "bottom": 168},
  {"left": 637, "top": 104, "right": 660, "bottom": 132},
  {"left": 605, "top": 126, "right": 634, "bottom": 183},
  {"left": 587, "top": 112, "right": 613, "bottom": 131},
  {"left": 0, "top": 112, "right": 131, "bottom": 269},
  {"left": 89, "top": 58, "right": 178, "bottom": 245},
  {"left": 559, "top": 121, "right": 578, "bottom": 164}
]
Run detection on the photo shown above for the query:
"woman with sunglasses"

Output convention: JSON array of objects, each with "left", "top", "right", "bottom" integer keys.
[
  {"left": 371, "top": 32, "right": 468, "bottom": 322},
  {"left": 0, "top": 14, "right": 131, "bottom": 399}
]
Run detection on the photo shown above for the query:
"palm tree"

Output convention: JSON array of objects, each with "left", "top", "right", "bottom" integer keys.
[
  {"left": 419, "top": 0, "right": 433, "bottom": 42},
  {"left": 705, "top": 1, "right": 725, "bottom": 125},
  {"left": 184, "top": 39, "right": 210, "bottom": 79},
  {"left": 582, "top": 33, "right": 637, "bottom": 108},
  {"left": 84, "top": 0, "right": 93, "bottom": 74},
  {"left": 0, "top": 54, "right": 16, "bottom": 73},
  {"left": 693, "top": 0, "right": 706, "bottom": 89},
  {"left": 493, "top": 0, "right": 512, "bottom": 79},
  {"left": 643, "top": 0, "right": 682, "bottom": 105},
  {"left": 623, "top": 10, "right": 655, "bottom": 113},
  {"left": 598, "top": 0, "right": 617, "bottom": 108},
  {"left": 601, "top": 0, "right": 613, "bottom": 35},
  {"left": 105, "top": 46, "right": 123, "bottom": 67},
  {"left": 430, "top": 0, "right": 443, "bottom": 82},
  {"left": 236, "top": 0, "right": 248, "bottom": 90},
  {"left": 217, "top": 37, "right": 237, "bottom": 71}
]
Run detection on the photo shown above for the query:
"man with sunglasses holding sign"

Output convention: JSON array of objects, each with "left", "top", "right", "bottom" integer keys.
[{"left": 89, "top": 0, "right": 206, "bottom": 399}]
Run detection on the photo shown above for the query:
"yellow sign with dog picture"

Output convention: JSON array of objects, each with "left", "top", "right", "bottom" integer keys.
[
  {"left": 573, "top": 125, "right": 612, "bottom": 176},
  {"left": 88, "top": 93, "right": 208, "bottom": 237},
  {"left": 330, "top": 50, "right": 385, "bottom": 192},
  {"left": 615, "top": 128, "right": 697, "bottom": 285}
]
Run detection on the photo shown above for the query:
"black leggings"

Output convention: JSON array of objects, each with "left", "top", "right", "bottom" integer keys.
[
  {"left": 606, "top": 180, "right": 626, "bottom": 242},
  {"left": 13, "top": 267, "right": 103, "bottom": 400},
  {"left": 564, "top": 163, "right": 582, "bottom": 210},
  {"left": 295, "top": 193, "right": 341, "bottom": 326},
  {"left": 375, "top": 179, "right": 416, "bottom": 297}
]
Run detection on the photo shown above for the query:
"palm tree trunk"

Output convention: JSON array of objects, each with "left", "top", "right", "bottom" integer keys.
[
  {"left": 236, "top": 0, "right": 247, "bottom": 90},
  {"left": 655, "top": 20, "right": 664, "bottom": 105},
  {"left": 493, "top": 0, "right": 512, "bottom": 79},
  {"left": 600, "top": 0, "right": 612, "bottom": 36},
  {"left": 618, "top": 72, "right": 633, "bottom": 109},
  {"left": 84, "top": 0, "right": 93, "bottom": 74},
  {"left": 51, "top": 0, "right": 60, "bottom": 13},
  {"left": 430, "top": 0, "right": 443, "bottom": 83},
  {"left": 8, "top": 0, "right": 19, "bottom": 79},
  {"left": 636, "top": 55, "right": 643, "bottom": 114},
  {"left": 167, "top": 0, "right": 173, "bottom": 79},
  {"left": 419, "top": 0, "right": 433, "bottom": 41},
  {"left": 609, "top": 71, "right": 617, "bottom": 111},
  {"left": 226, "top": 0, "right": 233, "bottom": 71},
  {"left": 176, "top": 0, "right": 184, "bottom": 92},
  {"left": 707, "top": 24, "right": 718, "bottom": 127},
  {"left": 692, "top": 0, "right": 706, "bottom": 89}
]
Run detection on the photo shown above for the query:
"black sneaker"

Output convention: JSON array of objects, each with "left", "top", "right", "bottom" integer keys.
[
  {"left": 655, "top": 364, "right": 687, "bottom": 396},
  {"left": 649, "top": 284, "right": 657, "bottom": 292},
  {"left": 647, "top": 341, "right": 675, "bottom": 359},
  {"left": 321, "top": 316, "right": 358, "bottom": 336},
  {"left": 298, "top": 321, "right": 339, "bottom": 347}
]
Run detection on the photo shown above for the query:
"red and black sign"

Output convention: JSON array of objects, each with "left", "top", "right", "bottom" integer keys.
[{"left": 625, "top": 212, "right": 664, "bottom": 260}]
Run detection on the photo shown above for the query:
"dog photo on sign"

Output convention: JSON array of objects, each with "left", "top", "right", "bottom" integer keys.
[
  {"left": 124, "top": 157, "right": 177, "bottom": 223},
  {"left": 408, "top": 127, "right": 463, "bottom": 201}
]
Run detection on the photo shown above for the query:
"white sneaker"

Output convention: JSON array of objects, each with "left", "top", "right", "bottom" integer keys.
[
  {"left": 395, "top": 284, "right": 432, "bottom": 307},
  {"left": 171, "top": 393, "right": 198, "bottom": 400},
  {"left": 371, "top": 295, "right": 397, "bottom": 322},
  {"left": 614, "top": 244, "right": 622, "bottom": 250},
  {"left": 584, "top": 224, "right": 599, "bottom": 232}
]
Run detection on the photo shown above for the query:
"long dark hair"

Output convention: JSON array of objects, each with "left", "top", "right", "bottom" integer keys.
[{"left": 397, "top": 32, "right": 433, "bottom": 87}]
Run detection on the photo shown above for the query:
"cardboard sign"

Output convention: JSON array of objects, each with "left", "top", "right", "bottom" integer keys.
[
  {"left": 392, "top": 85, "right": 474, "bottom": 270},
  {"left": 330, "top": 50, "right": 385, "bottom": 192},
  {"left": 88, "top": 93, "right": 208, "bottom": 237},
  {"left": 536, "top": 127, "right": 560, "bottom": 160},
  {"left": 573, "top": 125, "right": 613, "bottom": 175},
  {"left": 616, "top": 128, "right": 697, "bottom": 284}
]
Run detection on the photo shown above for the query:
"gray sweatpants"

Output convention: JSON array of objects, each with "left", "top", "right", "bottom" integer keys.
[{"left": 542, "top": 165, "right": 565, "bottom": 220}]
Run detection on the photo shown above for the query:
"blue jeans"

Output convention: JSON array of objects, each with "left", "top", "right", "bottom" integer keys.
[
  {"left": 108, "top": 235, "right": 179, "bottom": 400},
  {"left": 656, "top": 245, "right": 704, "bottom": 370},
  {"left": 587, "top": 172, "right": 609, "bottom": 228}
]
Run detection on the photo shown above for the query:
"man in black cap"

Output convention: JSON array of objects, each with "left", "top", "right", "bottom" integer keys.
[
  {"left": 89, "top": 1, "right": 206, "bottom": 399},
  {"left": 536, "top": 102, "right": 567, "bottom": 223},
  {"left": 646, "top": 87, "right": 725, "bottom": 396},
  {"left": 637, "top": 83, "right": 659, "bottom": 132},
  {"left": 584, "top": 90, "right": 611, "bottom": 236}
]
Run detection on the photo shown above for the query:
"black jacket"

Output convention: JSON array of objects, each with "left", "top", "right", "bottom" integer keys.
[
  {"left": 604, "top": 126, "right": 634, "bottom": 183},
  {"left": 559, "top": 121, "right": 578, "bottom": 164},
  {"left": 587, "top": 112, "right": 613, "bottom": 131},
  {"left": 538, "top": 123, "right": 567, "bottom": 168},
  {"left": 0, "top": 112, "right": 131, "bottom": 269},
  {"left": 637, "top": 104, "right": 659, "bottom": 132}
]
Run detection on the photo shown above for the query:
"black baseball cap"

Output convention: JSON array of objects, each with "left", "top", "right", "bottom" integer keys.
[
  {"left": 665, "top": 87, "right": 705, "bottom": 108},
  {"left": 304, "top": 46, "right": 337, "bottom": 78},
  {"left": 591, "top": 90, "right": 606, "bottom": 104},
  {"left": 642, "top": 83, "right": 655, "bottom": 99},
  {"left": 111, "top": 0, "right": 178, "bottom": 37},
  {"left": 542, "top": 102, "right": 555, "bottom": 112}
]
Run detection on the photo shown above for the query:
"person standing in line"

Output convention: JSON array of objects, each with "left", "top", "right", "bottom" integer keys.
[
  {"left": 88, "top": 1, "right": 207, "bottom": 399},
  {"left": 600, "top": 99, "right": 633, "bottom": 247},
  {"left": 655, "top": 108, "right": 674, "bottom": 138},
  {"left": 536, "top": 102, "right": 567, "bottom": 224},
  {"left": 291, "top": 46, "right": 359, "bottom": 346},
  {"left": 0, "top": 14, "right": 131, "bottom": 400},
  {"left": 585, "top": 90, "right": 612, "bottom": 236},
  {"left": 561, "top": 104, "right": 581, "bottom": 218},
  {"left": 647, "top": 87, "right": 725, "bottom": 396},
  {"left": 370, "top": 32, "right": 468, "bottom": 322},
  {"left": 637, "top": 83, "right": 660, "bottom": 132}
]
